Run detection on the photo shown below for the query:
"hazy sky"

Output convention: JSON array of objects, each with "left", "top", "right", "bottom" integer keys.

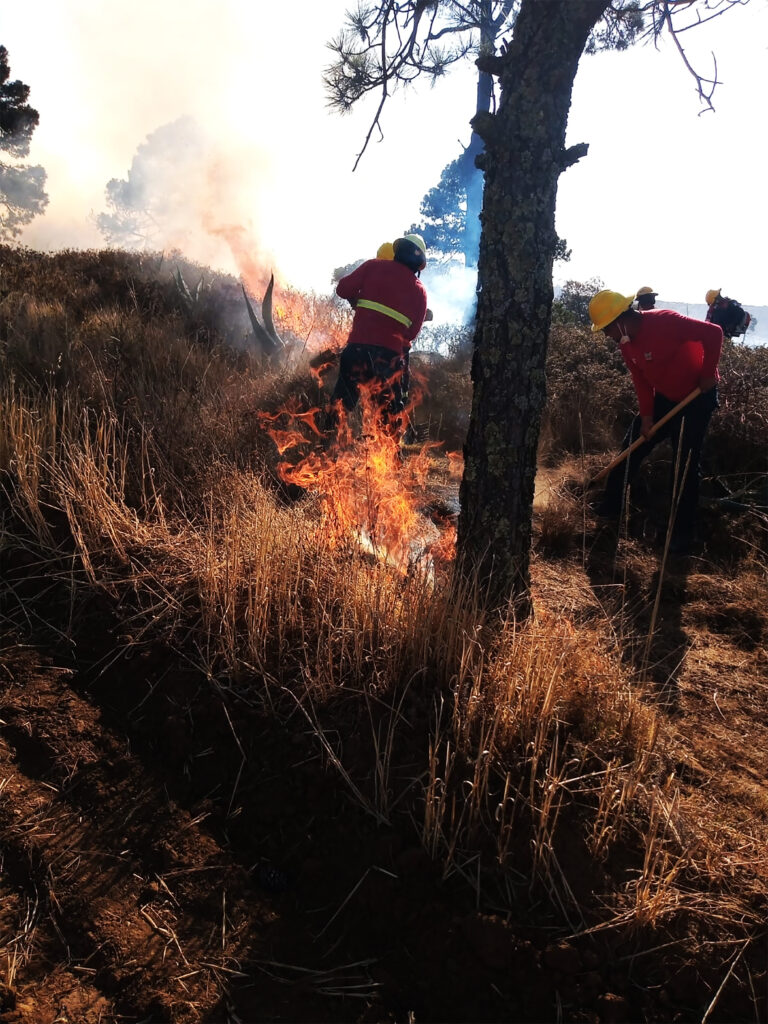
[{"left": 3, "top": 1, "right": 767, "bottom": 314}]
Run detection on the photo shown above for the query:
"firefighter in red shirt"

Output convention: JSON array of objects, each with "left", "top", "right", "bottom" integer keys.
[
  {"left": 331, "top": 233, "right": 428, "bottom": 436},
  {"left": 588, "top": 289, "right": 723, "bottom": 554}
]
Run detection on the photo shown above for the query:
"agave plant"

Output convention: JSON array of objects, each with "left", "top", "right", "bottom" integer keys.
[
  {"left": 174, "top": 267, "right": 203, "bottom": 311},
  {"left": 242, "top": 273, "right": 285, "bottom": 361}
]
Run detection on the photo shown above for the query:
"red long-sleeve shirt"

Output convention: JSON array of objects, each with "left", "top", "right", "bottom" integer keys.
[
  {"left": 336, "top": 259, "right": 428, "bottom": 356},
  {"left": 620, "top": 310, "right": 723, "bottom": 416}
]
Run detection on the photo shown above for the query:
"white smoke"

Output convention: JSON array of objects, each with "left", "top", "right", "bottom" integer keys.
[
  {"left": 92, "top": 116, "right": 276, "bottom": 293},
  {"left": 421, "top": 262, "right": 478, "bottom": 328}
]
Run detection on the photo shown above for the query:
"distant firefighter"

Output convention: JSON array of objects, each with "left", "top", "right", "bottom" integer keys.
[
  {"left": 635, "top": 286, "right": 657, "bottom": 311},
  {"left": 705, "top": 288, "right": 752, "bottom": 339}
]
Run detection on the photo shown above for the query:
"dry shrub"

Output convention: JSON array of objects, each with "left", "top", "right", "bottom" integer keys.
[
  {"left": 2, "top": 369, "right": 764, "bottom": 944},
  {"left": 541, "top": 323, "right": 635, "bottom": 460},
  {"left": 709, "top": 339, "right": 768, "bottom": 476},
  {"left": 409, "top": 352, "right": 473, "bottom": 450},
  {"left": 425, "top": 610, "right": 663, "bottom": 891},
  {"left": 533, "top": 464, "right": 587, "bottom": 556}
]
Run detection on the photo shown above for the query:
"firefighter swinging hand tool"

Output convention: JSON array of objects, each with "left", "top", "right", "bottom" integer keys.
[{"left": 589, "top": 387, "right": 702, "bottom": 486}]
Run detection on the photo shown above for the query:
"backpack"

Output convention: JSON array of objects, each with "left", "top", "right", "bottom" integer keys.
[{"left": 707, "top": 295, "right": 752, "bottom": 338}]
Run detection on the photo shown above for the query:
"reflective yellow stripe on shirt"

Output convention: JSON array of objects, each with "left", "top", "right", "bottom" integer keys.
[{"left": 356, "top": 298, "right": 412, "bottom": 328}]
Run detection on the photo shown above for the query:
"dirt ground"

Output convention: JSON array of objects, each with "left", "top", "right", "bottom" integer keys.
[{"left": 1, "top": 495, "right": 767, "bottom": 1023}]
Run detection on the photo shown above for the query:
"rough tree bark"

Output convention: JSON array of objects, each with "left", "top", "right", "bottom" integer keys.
[{"left": 457, "top": 0, "right": 608, "bottom": 614}]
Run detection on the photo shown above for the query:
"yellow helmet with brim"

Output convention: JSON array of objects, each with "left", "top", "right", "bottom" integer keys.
[{"left": 589, "top": 290, "right": 635, "bottom": 332}]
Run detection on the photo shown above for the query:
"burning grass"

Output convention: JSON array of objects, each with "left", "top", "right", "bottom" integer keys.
[{"left": 1, "top": 247, "right": 768, "bottom": 1016}]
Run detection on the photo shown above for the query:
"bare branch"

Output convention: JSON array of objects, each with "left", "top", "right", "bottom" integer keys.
[
  {"left": 352, "top": 91, "right": 389, "bottom": 171},
  {"left": 561, "top": 142, "right": 590, "bottom": 169},
  {"left": 660, "top": 0, "right": 723, "bottom": 111},
  {"left": 491, "top": 1, "right": 517, "bottom": 34},
  {"left": 476, "top": 52, "right": 506, "bottom": 75},
  {"left": 349, "top": 2, "right": 393, "bottom": 169},
  {"left": 325, "top": 1, "right": 500, "bottom": 169}
]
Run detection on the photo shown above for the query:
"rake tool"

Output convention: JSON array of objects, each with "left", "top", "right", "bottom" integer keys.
[{"left": 589, "top": 387, "right": 702, "bottom": 486}]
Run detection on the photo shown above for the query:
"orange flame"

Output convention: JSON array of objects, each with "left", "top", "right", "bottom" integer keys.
[
  {"left": 446, "top": 450, "right": 464, "bottom": 479},
  {"left": 261, "top": 380, "right": 456, "bottom": 573}
]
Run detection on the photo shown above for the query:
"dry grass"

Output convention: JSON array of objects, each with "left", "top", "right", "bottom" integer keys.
[{"left": 1, "top": 247, "right": 767, "bottom": 967}]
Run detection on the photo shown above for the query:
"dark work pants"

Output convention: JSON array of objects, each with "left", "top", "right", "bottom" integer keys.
[
  {"left": 329, "top": 343, "right": 408, "bottom": 434},
  {"left": 600, "top": 388, "right": 718, "bottom": 539}
]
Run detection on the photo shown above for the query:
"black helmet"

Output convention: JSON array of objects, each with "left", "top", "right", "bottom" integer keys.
[{"left": 393, "top": 233, "right": 427, "bottom": 273}]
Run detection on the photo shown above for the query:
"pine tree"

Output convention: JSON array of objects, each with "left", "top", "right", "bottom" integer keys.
[
  {"left": 326, "top": 0, "right": 744, "bottom": 612},
  {"left": 0, "top": 45, "right": 48, "bottom": 240}
]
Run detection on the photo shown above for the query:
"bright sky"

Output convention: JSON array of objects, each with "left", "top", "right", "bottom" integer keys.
[{"left": 2, "top": 0, "right": 767, "bottom": 316}]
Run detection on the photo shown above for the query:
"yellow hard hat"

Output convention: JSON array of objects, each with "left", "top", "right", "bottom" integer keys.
[
  {"left": 636, "top": 286, "right": 656, "bottom": 297},
  {"left": 376, "top": 241, "right": 395, "bottom": 260},
  {"left": 705, "top": 288, "right": 721, "bottom": 306},
  {"left": 589, "top": 290, "right": 635, "bottom": 332}
]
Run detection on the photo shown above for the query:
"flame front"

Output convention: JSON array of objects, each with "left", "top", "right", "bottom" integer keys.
[{"left": 260, "top": 380, "right": 456, "bottom": 573}]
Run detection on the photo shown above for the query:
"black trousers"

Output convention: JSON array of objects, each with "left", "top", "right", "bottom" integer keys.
[
  {"left": 330, "top": 343, "right": 408, "bottom": 432},
  {"left": 600, "top": 388, "right": 718, "bottom": 538}
]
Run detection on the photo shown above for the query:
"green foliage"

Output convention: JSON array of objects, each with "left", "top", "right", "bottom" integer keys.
[
  {"left": 324, "top": 2, "right": 481, "bottom": 114},
  {"left": 412, "top": 151, "right": 569, "bottom": 268},
  {"left": 0, "top": 45, "right": 38, "bottom": 157},
  {"left": 0, "top": 45, "right": 48, "bottom": 240},
  {"left": 551, "top": 277, "right": 604, "bottom": 327},
  {"left": 411, "top": 150, "right": 474, "bottom": 263}
]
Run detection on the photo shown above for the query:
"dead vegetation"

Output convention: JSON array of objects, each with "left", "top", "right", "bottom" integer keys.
[{"left": 0, "top": 247, "right": 767, "bottom": 1022}]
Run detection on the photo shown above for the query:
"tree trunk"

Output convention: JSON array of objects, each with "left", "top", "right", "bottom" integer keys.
[
  {"left": 457, "top": 0, "right": 607, "bottom": 614},
  {"left": 463, "top": 1, "right": 495, "bottom": 269}
]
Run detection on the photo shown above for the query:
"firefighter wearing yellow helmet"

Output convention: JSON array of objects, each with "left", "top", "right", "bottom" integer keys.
[
  {"left": 588, "top": 288, "right": 724, "bottom": 554},
  {"left": 330, "top": 233, "right": 429, "bottom": 440},
  {"left": 635, "top": 286, "right": 657, "bottom": 311}
]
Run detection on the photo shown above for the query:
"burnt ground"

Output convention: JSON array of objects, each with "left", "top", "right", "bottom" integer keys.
[{"left": 1, "top": 492, "right": 767, "bottom": 1023}]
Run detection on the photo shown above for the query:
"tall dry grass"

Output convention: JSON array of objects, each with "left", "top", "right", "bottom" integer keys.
[{"left": 1, "top": 247, "right": 765, "bottom": 953}]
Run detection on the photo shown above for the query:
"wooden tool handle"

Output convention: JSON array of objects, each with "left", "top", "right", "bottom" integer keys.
[{"left": 590, "top": 387, "right": 702, "bottom": 485}]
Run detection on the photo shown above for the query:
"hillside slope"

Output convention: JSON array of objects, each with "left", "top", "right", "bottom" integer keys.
[{"left": 1, "top": 247, "right": 766, "bottom": 1023}]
